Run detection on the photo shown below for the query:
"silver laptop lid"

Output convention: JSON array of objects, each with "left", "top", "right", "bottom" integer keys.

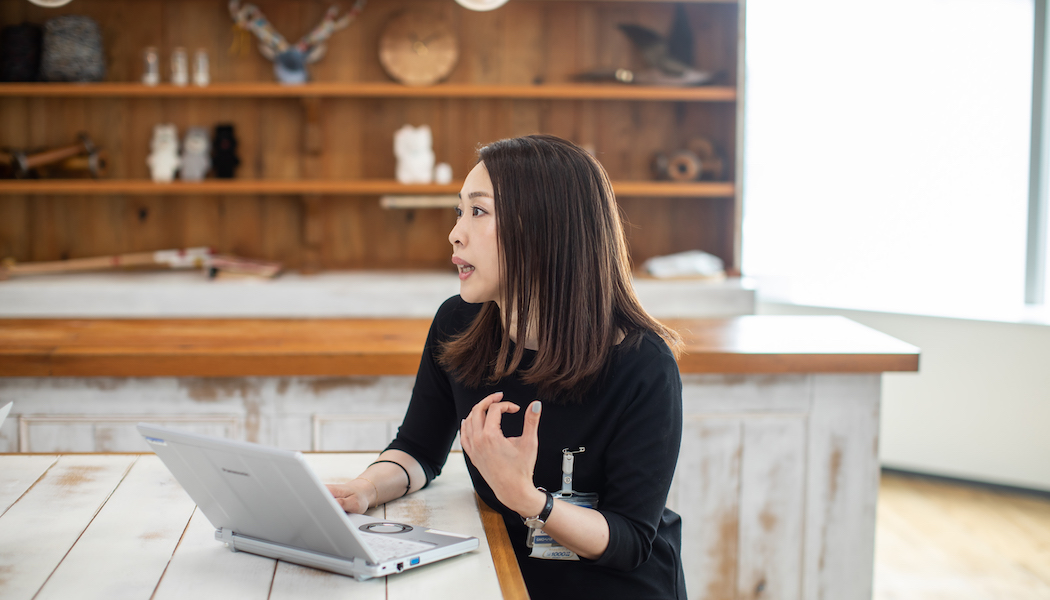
[{"left": 136, "top": 423, "right": 381, "bottom": 564}]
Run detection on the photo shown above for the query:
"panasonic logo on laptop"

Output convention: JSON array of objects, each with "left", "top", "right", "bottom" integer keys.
[{"left": 221, "top": 468, "right": 250, "bottom": 477}]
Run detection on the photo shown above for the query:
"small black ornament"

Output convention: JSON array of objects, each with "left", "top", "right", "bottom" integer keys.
[
  {"left": 1, "top": 23, "right": 43, "bottom": 82},
  {"left": 212, "top": 124, "right": 241, "bottom": 179}
]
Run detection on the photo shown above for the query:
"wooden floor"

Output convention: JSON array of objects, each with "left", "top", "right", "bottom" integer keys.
[{"left": 875, "top": 472, "right": 1050, "bottom": 600}]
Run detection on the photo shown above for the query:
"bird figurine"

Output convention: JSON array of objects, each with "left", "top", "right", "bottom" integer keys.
[{"left": 576, "top": 5, "right": 718, "bottom": 87}]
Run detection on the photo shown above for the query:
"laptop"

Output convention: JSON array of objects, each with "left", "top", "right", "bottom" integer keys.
[{"left": 136, "top": 423, "right": 478, "bottom": 581}]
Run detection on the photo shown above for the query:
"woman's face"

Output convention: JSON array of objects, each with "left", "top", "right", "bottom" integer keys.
[{"left": 450, "top": 162, "right": 502, "bottom": 305}]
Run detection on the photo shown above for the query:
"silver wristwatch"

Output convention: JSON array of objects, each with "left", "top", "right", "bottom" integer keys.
[{"left": 522, "top": 488, "right": 554, "bottom": 529}]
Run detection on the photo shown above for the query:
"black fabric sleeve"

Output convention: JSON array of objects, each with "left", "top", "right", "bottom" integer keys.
[
  {"left": 586, "top": 346, "right": 684, "bottom": 571},
  {"left": 383, "top": 297, "right": 466, "bottom": 487}
]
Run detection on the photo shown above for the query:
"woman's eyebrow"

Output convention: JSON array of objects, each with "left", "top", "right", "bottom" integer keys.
[{"left": 468, "top": 191, "right": 493, "bottom": 199}]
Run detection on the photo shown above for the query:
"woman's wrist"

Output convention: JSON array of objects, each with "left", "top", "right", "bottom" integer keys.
[
  {"left": 512, "top": 486, "right": 550, "bottom": 519},
  {"left": 351, "top": 477, "right": 380, "bottom": 507}
]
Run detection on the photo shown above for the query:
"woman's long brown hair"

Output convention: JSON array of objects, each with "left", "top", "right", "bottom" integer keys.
[{"left": 439, "top": 134, "right": 681, "bottom": 402}]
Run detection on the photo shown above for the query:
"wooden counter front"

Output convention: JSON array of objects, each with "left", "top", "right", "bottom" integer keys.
[{"left": 0, "top": 315, "right": 918, "bottom": 377}]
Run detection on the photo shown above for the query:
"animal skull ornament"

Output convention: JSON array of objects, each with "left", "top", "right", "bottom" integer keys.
[{"left": 228, "top": 0, "right": 365, "bottom": 84}]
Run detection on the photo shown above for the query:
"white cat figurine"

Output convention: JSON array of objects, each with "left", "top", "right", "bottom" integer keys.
[
  {"left": 147, "top": 124, "right": 181, "bottom": 183},
  {"left": 394, "top": 124, "right": 435, "bottom": 185},
  {"left": 180, "top": 127, "right": 211, "bottom": 182}
]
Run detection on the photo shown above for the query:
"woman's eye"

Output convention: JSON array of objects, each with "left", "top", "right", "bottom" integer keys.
[
  {"left": 454, "top": 207, "right": 463, "bottom": 218},
  {"left": 471, "top": 206, "right": 485, "bottom": 217}
]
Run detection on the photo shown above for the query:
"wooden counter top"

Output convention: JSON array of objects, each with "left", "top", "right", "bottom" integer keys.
[
  {"left": 0, "top": 453, "right": 526, "bottom": 600},
  {"left": 0, "top": 315, "right": 918, "bottom": 377}
]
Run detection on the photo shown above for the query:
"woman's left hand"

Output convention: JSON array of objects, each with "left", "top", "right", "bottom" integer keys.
[{"left": 460, "top": 392, "right": 544, "bottom": 516}]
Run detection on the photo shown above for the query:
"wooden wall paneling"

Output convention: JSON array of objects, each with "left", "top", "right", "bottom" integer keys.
[
  {"left": 501, "top": 2, "right": 544, "bottom": 84},
  {"left": 669, "top": 197, "right": 733, "bottom": 265},
  {"left": 0, "top": 97, "right": 28, "bottom": 148},
  {"left": 182, "top": 194, "right": 223, "bottom": 252},
  {"left": 260, "top": 99, "right": 302, "bottom": 179},
  {"left": 458, "top": 5, "right": 506, "bottom": 85},
  {"left": 0, "top": 195, "right": 29, "bottom": 260},
  {"left": 542, "top": 2, "right": 581, "bottom": 83},
  {"left": 673, "top": 417, "right": 743, "bottom": 600},
  {"left": 218, "top": 196, "right": 265, "bottom": 261},
  {"left": 322, "top": 99, "right": 363, "bottom": 180},
  {"left": 262, "top": 195, "right": 306, "bottom": 267},
  {"left": 595, "top": 101, "right": 637, "bottom": 178},
  {"left": 322, "top": 196, "right": 367, "bottom": 268},
  {"left": 507, "top": 99, "right": 542, "bottom": 138},
  {"left": 736, "top": 416, "right": 807, "bottom": 600}
]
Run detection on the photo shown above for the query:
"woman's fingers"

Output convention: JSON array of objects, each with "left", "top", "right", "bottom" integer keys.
[
  {"left": 521, "top": 400, "right": 542, "bottom": 442},
  {"left": 483, "top": 400, "right": 519, "bottom": 435}
]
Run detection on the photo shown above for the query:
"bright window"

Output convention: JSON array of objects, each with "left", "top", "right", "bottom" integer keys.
[{"left": 743, "top": 0, "right": 1035, "bottom": 318}]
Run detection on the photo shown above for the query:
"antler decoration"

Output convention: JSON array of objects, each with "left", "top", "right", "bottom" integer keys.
[{"left": 228, "top": 0, "right": 366, "bottom": 84}]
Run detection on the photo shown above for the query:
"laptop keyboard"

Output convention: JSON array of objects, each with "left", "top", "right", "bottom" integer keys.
[{"left": 360, "top": 532, "right": 437, "bottom": 562}]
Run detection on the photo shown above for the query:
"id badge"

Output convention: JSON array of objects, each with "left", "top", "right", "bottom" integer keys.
[{"left": 527, "top": 447, "right": 598, "bottom": 561}]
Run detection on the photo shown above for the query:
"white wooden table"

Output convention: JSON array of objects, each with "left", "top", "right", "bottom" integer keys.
[{"left": 0, "top": 452, "right": 525, "bottom": 600}]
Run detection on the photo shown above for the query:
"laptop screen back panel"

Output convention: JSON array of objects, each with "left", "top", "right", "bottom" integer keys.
[{"left": 138, "top": 424, "right": 380, "bottom": 564}]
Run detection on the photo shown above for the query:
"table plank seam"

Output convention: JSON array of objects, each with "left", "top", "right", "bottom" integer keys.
[
  {"left": 150, "top": 504, "right": 198, "bottom": 600},
  {"left": 0, "top": 454, "right": 58, "bottom": 520},
  {"left": 34, "top": 456, "right": 140, "bottom": 598}
]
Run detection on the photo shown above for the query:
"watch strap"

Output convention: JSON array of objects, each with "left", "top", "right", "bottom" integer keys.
[{"left": 523, "top": 488, "right": 554, "bottom": 529}]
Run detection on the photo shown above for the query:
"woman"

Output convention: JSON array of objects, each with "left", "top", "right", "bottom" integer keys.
[{"left": 328, "top": 134, "right": 686, "bottom": 599}]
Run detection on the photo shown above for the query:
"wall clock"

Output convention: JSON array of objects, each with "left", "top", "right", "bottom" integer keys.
[{"left": 378, "top": 12, "right": 459, "bottom": 86}]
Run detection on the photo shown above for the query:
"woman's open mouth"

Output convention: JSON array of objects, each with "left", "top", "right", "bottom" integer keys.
[{"left": 452, "top": 257, "right": 474, "bottom": 279}]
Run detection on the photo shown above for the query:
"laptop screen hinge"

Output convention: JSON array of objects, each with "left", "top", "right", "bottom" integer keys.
[{"left": 215, "top": 528, "right": 238, "bottom": 552}]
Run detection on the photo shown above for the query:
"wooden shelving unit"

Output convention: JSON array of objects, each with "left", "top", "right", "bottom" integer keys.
[
  {"left": 0, "top": 82, "right": 736, "bottom": 102},
  {"left": 0, "top": 179, "right": 735, "bottom": 198},
  {"left": 0, "top": 0, "right": 743, "bottom": 272}
]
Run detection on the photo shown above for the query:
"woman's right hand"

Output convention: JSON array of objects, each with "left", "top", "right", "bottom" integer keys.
[{"left": 326, "top": 481, "right": 373, "bottom": 514}]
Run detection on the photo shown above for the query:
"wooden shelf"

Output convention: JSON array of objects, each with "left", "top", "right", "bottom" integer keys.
[
  {"left": 0, "top": 82, "right": 736, "bottom": 102},
  {"left": 0, "top": 179, "right": 736, "bottom": 198}
]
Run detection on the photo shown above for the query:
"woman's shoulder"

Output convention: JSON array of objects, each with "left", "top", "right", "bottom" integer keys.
[
  {"left": 618, "top": 328, "right": 676, "bottom": 362},
  {"left": 432, "top": 295, "right": 484, "bottom": 336}
]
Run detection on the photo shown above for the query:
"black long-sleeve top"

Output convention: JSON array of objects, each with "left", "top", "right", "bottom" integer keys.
[{"left": 386, "top": 296, "right": 686, "bottom": 599}]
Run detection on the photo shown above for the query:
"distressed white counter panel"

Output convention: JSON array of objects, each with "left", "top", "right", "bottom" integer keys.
[
  {"left": 0, "top": 375, "right": 415, "bottom": 453},
  {"left": 803, "top": 374, "right": 881, "bottom": 600},
  {"left": 671, "top": 417, "right": 743, "bottom": 599},
  {"left": 666, "top": 373, "right": 882, "bottom": 600}
]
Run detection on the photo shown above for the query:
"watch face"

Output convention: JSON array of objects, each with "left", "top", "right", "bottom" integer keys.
[
  {"left": 524, "top": 517, "right": 544, "bottom": 529},
  {"left": 379, "top": 12, "right": 459, "bottom": 86}
]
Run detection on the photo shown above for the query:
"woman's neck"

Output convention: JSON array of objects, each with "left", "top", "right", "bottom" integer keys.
[{"left": 497, "top": 301, "right": 540, "bottom": 351}]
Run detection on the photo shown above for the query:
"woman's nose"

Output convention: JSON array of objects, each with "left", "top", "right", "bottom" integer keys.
[{"left": 449, "top": 220, "right": 463, "bottom": 246}]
